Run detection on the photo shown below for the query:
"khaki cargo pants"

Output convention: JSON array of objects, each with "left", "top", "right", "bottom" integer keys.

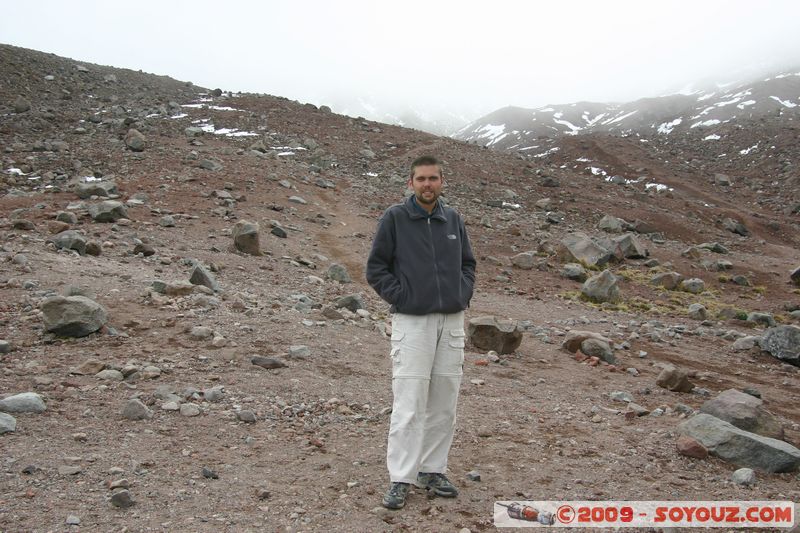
[{"left": 386, "top": 311, "right": 465, "bottom": 484}]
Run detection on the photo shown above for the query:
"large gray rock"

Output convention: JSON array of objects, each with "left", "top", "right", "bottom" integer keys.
[
  {"left": 189, "top": 264, "right": 219, "bottom": 292},
  {"left": 124, "top": 128, "right": 146, "bottom": 151},
  {"left": 560, "top": 263, "right": 587, "bottom": 282},
  {"left": 0, "top": 412, "right": 16, "bottom": 434},
  {"left": 651, "top": 271, "right": 683, "bottom": 290},
  {"left": 334, "top": 293, "right": 365, "bottom": 312},
  {"left": 580, "top": 338, "right": 615, "bottom": 364},
  {"left": 681, "top": 278, "right": 706, "bottom": 294},
  {"left": 511, "top": 252, "right": 536, "bottom": 270},
  {"left": 556, "top": 232, "right": 613, "bottom": 268},
  {"left": 597, "top": 215, "right": 629, "bottom": 233},
  {"left": 611, "top": 233, "right": 648, "bottom": 259},
  {"left": 49, "top": 230, "right": 87, "bottom": 255},
  {"left": 13, "top": 96, "right": 31, "bottom": 113},
  {"left": 41, "top": 295, "right": 108, "bottom": 337},
  {"left": 76, "top": 181, "right": 118, "bottom": 199},
  {"left": 656, "top": 366, "right": 694, "bottom": 393},
  {"left": 723, "top": 217, "right": 749, "bottom": 237},
  {"left": 326, "top": 263, "right": 351, "bottom": 283},
  {"left": 561, "top": 330, "right": 613, "bottom": 353},
  {"left": 747, "top": 312, "right": 776, "bottom": 328},
  {"left": 232, "top": 220, "right": 261, "bottom": 255},
  {"left": 122, "top": 399, "right": 152, "bottom": 420},
  {"left": 688, "top": 303, "right": 707, "bottom": 321},
  {"left": 791, "top": 266, "right": 800, "bottom": 286},
  {"left": 700, "top": 389, "right": 784, "bottom": 440},
  {"left": 581, "top": 269, "right": 620, "bottom": 303},
  {"left": 88, "top": 200, "right": 128, "bottom": 222},
  {"left": 678, "top": 413, "right": 800, "bottom": 473},
  {"left": 467, "top": 316, "right": 522, "bottom": 354},
  {"left": 0, "top": 392, "right": 46, "bottom": 413},
  {"left": 760, "top": 325, "right": 800, "bottom": 367}
]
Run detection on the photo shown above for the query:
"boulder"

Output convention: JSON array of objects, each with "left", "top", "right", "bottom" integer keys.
[
  {"left": 791, "top": 266, "right": 800, "bottom": 287},
  {"left": 656, "top": 366, "right": 694, "bottom": 393},
  {"left": 597, "top": 215, "right": 629, "bottom": 233},
  {"left": 581, "top": 269, "right": 620, "bottom": 303},
  {"left": 678, "top": 414, "right": 800, "bottom": 473},
  {"left": 556, "top": 232, "right": 613, "bottom": 268},
  {"left": 326, "top": 263, "right": 351, "bottom": 283},
  {"left": 49, "top": 230, "right": 87, "bottom": 255},
  {"left": 467, "top": 316, "right": 522, "bottom": 354},
  {"left": 76, "top": 181, "right": 118, "bottom": 199},
  {"left": 334, "top": 293, "right": 365, "bottom": 312},
  {"left": 759, "top": 325, "right": 800, "bottom": 367},
  {"left": 651, "top": 271, "right": 683, "bottom": 290},
  {"left": 723, "top": 217, "right": 749, "bottom": 237},
  {"left": 88, "top": 200, "right": 128, "bottom": 222},
  {"left": 41, "top": 295, "right": 108, "bottom": 337},
  {"left": 511, "top": 252, "right": 536, "bottom": 270},
  {"left": 714, "top": 173, "right": 732, "bottom": 186},
  {"left": 232, "top": 220, "right": 261, "bottom": 255},
  {"left": 747, "top": 312, "right": 776, "bottom": 328},
  {"left": 561, "top": 330, "right": 613, "bottom": 353},
  {"left": 611, "top": 233, "right": 648, "bottom": 259},
  {"left": 0, "top": 392, "right": 46, "bottom": 414},
  {"left": 122, "top": 399, "right": 152, "bottom": 421},
  {"left": 699, "top": 389, "right": 784, "bottom": 440},
  {"left": 0, "top": 412, "right": 16, "bottom": 434},
  {"left": 680, "top": 278, "right": 705, "bottom": 294},
  {"left": 13, "top": 96, "right": 31, "bottom": 113},
  {"left": 124, "top": 129, "right": 146, "bottom": 151},
  {"left": 580, "top": 338, "right": 615, "bottom": 364},
  {"left": 189, "top": 264, "right": 219, "bottom": 292},
  {"left": 560, "top": 263, "right": 587, "bottom": 282},
  {"left": 688, "top": 303, "right": 707, "bottom": 321}
]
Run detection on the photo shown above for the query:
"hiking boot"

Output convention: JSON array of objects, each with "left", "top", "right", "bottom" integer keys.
[
  {"left": 382, "top": 482, "right": 410, "bottom": 509},
  {"left": 417, "top": 472, "right": 458, "bottom": 497}
]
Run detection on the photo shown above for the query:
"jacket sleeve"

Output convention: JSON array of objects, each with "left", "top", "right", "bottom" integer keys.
[
  {"left": 366, "top": 210, "right": 404, "bottom": 305},
  {"left": 460, "top": 216, "right": 476, "bottom": 286}
]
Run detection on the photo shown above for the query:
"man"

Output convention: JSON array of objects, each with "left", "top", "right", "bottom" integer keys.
[{"left": 366, "top": 155, "right": 476, "bottom": 510}]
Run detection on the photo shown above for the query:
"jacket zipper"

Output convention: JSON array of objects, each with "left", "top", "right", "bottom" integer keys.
[{"left": 427, "top": 217, "right": 444, "bottom": 310}]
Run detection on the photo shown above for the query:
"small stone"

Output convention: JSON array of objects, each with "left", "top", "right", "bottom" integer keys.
[
  {"left": 180, "top": 404, "right": 201, "bottom": 417},
  {"left": 732, "top": 468, "right": 756, "bottom": 487},
  {"left": 202, "top": 467, "right": 219, "bottom": 479},
  {"left": 122, "top": 399, "right": 152, "bottom": 421},
  {"left": 96, "top": 369, "right": 124, "bottom": 381},
  {"left": 161, "top": 401, "right": 180, "bottom": 411},
  {"left": 0, "top": 340, "right": 11, "bottom": 354},
  {"left": 66, "top": 515, "right": 80, "bottom": 526},
  {"left": 110, "top": 489, "right": 135, "bottom": 508},
  {"left": 251, "top": 356, "right": 286, "bottom": 369},
  {"left": 237, "top": 410, "right": 257, "bottom": 423},
  {"left": 288, "top": 345, "right": 310, "bottom": 358},
  {"left": 109, "top": 479, "right": 129, "bottom": 490},
  {"left": 466, "top": 470, "right": 481, "bottom": 481},
  {"left": 58, "top": 465, "right": 82, "bottom": 476}
]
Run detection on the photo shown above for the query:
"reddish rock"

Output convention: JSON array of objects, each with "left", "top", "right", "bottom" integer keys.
[{"left": 677, "top": 434, "right": 708, "bottom": 459}]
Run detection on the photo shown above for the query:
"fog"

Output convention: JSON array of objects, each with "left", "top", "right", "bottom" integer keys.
[{"left": 3, "top": 0, "right": 800, "bottom": 131}]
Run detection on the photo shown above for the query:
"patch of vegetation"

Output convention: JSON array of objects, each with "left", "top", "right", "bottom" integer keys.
[
  {"left": 718, "top": 274, "right": 730, "bottom": 283},
  {"left": 752, "top": 285, "right": 767, "bottom": 295}
]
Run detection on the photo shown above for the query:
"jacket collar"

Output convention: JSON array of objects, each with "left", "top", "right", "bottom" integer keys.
[{"left": 403, "top": 195, "right": 447, "bottom": 221}]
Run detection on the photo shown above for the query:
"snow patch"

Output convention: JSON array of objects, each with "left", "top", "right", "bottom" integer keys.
[
  {"left": 770, "top": 96, "right": 797, "bottom": 108},
  {"left": 704, "top": 134, "right": 721, "bottom": 140},
  {"left": 739, "top": 144, "right": 758, "bottom": 155},
  {"left": 553, "top": 118, "right": 581, "bottom": 135},
  {"left": 736, "top": 100, "right": 756, "bottom": 109},
  {"left": 657, "top": 118, "right": 682, "bottom": 134},
  {"left": 690, "top": 119, "right": 721, "bottom": 128}
]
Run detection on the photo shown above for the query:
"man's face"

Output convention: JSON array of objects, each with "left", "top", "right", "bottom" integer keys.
[{"left": 408, "top": 164, "right": 444, "bottom": 206}]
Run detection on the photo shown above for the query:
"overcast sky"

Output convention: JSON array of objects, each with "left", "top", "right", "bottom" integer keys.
[{"left": 3, "top": 0, "right": 800, "bottom": 126}]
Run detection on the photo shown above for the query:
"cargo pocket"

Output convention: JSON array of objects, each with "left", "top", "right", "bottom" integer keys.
[
  {"left": 390, "top": 330, "right": 405, "bottom": 366},
  {"left": 448, "top": 329, "right": 466, "bottom": 366}
]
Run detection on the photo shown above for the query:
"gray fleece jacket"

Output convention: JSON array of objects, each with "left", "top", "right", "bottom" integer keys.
[{"left": 366, "top": 195, "right": 476, "bottom": 315}]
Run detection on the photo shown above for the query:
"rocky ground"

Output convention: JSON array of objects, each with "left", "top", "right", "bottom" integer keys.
[{"left": 1, "top": 44, "right": 799, "bottom": 532}]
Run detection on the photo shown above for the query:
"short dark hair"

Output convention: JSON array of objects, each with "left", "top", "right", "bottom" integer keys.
[{"left": 410, "top": 155, "right": 443, "bottom": 179}]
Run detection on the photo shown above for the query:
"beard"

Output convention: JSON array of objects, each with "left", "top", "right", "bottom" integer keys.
[{"left": 415, "top": 190, "right": 438, "bottom": 205}]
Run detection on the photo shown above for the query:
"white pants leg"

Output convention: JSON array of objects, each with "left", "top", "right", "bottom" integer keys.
[{"left": 386, "top": 311, "right": 465, "bottom": 484}]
